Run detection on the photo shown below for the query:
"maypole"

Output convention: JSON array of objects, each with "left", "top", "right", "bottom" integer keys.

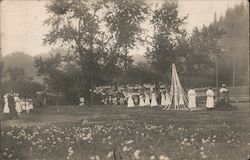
[{"left": 163, "top": 63, "right": 188, "bottom": 110}]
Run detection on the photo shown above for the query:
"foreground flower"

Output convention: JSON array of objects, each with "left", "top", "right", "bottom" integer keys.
[
  {"left": 107, "top": 151, "right": 113, "bottom": 159},
  {"left": 159, "top": 155, "right": 169, "bottom": 160},
  {"left": 134, "top": 150, "right": 141, "bottom": 159}
]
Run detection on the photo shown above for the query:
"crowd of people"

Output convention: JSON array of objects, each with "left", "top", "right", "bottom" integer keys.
[
  {"left": 2, "top": 84, "right": 229, "bottom": 117},
  {"left": 92, "top": 83, "right": 230, "bottom": 110},
  {"left": 92, "top": 83, "right": 169, "bottom": 106},
  {"left": 2, "top": 90, "right": 34, "bottom": 119}
]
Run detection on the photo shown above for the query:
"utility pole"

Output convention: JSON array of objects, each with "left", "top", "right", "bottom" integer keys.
[
  {"left": 0, "top": 4, "right": 2, "bottom": 110},
  {"left": 232, "top": 58, "right": 235, "bottom": 87},
  {"left": 216, "top": 57, "right": 219, "bottom": 100},
  {"left": 0, "top": 50, "right": 2, "bottom": 111},
  {"left": 90, "top": 80, "right": 93, "bottom": 106},
  {"left": 216, "top": 59, "right": 219, "bottom": 88}
]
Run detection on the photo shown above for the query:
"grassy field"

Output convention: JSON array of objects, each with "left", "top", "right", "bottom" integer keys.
[{"left": 1, "top": 103, "right": 250, "bottom": 160}]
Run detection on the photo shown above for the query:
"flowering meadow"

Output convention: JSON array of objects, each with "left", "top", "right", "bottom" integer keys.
[{"left": 1, "top": 103, "right": 250, "bottom": 160}]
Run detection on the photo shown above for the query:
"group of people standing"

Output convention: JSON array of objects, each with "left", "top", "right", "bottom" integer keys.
[
  {"left": 186, "top": 85, "right": 229, "bottom": 110},
  {"left": 127, "top": 84, "right": 228, "bottom": 110},
  {"left": 127, "top": 91, "right": 172, "bottom": 108},
  {"left": 3, "top": 91, "right": 33, "bottom": 119}
]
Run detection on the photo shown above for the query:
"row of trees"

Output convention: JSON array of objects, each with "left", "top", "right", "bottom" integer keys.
[
  {"left": 34, "top": 0, "right": 241, "bottom": 104},
  {"left": 1, "top": 0, "right": 241, "bottom": 105},
  {"left": 215, "top": 2, "right": 249, "bottom": 86}
]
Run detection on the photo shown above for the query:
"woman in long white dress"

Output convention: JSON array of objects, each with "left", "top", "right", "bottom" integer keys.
[
  {"left": 150, "top": 93, "right": 158, "bottom": 107},
  {"left": 127, "top": 93, "right": 134, "bottom": 108},
  {"left": 161, "top": 93, "right": 166, "bottom": 106},
  {"left": 188, "top": 88, "right": 196, "bottom": 110},
  {"left": 3, "top": 94, "right": 10, "bottom": 114},
  {"left": 139, "top": 95, "right": 145, "bottom": 107},
  {"left": 206, "top": 87, "right": 214, "bottom": 110},
  {"left": 144, "top": 93, "right": 150, "bottom": 107},
  {"left": 14, "top": 94, "right": 22, "bottom": 115}
]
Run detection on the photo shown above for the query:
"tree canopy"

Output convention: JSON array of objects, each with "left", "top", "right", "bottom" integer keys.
[{"left": 33, "top": 0, "right": 245, "bottom": 103}]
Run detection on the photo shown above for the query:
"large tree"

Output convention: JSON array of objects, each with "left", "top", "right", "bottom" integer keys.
[
  {"left": 217, "top": 2, "right": 249, "bottom": 86},
  {"left": 104, "top": 0, "right": 149, "bottom": 71},
  {"left": 187, "top": 24, "right": 225, "bottom": 75},
  {"left": 145, "top": 0, "right": 187, "bottom": 82},
  {"left": 34, "top": 53, "right": 79, "bottom": 103},
  {"left": 44, "top": 0, "right": 105, "bottom": 99}
]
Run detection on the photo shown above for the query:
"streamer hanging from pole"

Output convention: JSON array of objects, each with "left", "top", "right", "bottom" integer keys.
[{"left": 163, "top": 63, "right": 189, "bottom": 110}]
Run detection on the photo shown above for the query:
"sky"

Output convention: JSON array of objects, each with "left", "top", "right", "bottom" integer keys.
[{"left": 0, "top": 0, "right": 247, "bottom": 56}]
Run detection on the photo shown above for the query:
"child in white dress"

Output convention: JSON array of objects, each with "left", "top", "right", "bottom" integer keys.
[
  {"left": 14, "top": 94, "right": 22, "bottom": 115},
  {"left": 144, "top": 93, "right": 150, "bottom": 107},
  {"left": 3, "top": 94, "right": 10, "bottom": 114},
  {"left": 161, "top": 93, "right": 166, "bottom": 106},
  {"left": 150, "top": 93, "right": 158, "bottom": 107},
  {"left": 139, "top": 95, "right": 145, "bottom": 107},
  {"left": 127, "top": 93, "right": 134, "bottom": 108}
]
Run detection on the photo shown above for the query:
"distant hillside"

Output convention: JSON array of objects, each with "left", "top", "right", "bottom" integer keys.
[
  {"left": 35, "top": 48, "right": 69, "bottom": 59},
  {"left": 2, "top": 49, "right": 146, "bottom": 84},
  {"left": 2, "top": 52, "right": 45, "bottom": 83},
  {"left": 3, "top": 52, "right": 36, "bottom": 78}
]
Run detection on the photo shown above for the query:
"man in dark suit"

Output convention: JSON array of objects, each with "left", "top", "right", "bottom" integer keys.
[{"left": 7, "top": 90, "right": 17, "bottom": 119}]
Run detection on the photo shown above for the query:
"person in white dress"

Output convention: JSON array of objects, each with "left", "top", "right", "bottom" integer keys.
[
  {"left": 144, "top": 93, "right": 150, "bottom": 107},
  {"left": 79, "top": 97, "right": 85, "bottom": 106},
  {"left": 161, "top": 93, "right": 166, "bottom": 106},
  {"left": 139, "top": 94, "right": 145, "bottom": 107},
  {"left": 188, "top": 88, "right": 196, "bottom": 110},
  {"left": 219, "top": 84, "right": 229, "bottom": 104},
  {"left": 29, "top": 99, "right": 34, "bottom": 110},
  {"left": 206, "top": 87, "right": 214, "bottom": 110},
  {"left": 14, "top": 93, "right": 22, "bottom": 115},
  {"left": 21, "top": 99, "right": 26, "bottom": 111},
  {"left": 165, "top": 92, "right": 171, "bottom": 108},
  {"left": 3, "top": 93, "right": 10, "bottom": 114},
  {"left": 127, "top": 93, "right": 134, "bottom": 108},
  {"left": 150, "top": 93, "right": 158, "bottom": 107},
  {"left": 25, "top": 100, "right": 31, "bottom": 113}
]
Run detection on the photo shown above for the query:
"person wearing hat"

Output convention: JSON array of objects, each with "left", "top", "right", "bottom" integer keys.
[
  {"left": 127, "top": 92, "right": 134, "bottom": 108},
  {"left": 7, "top": 90, "right": 18, "bottom": 119},
  {"left": 219, "top": 84, "right": 229, "bottom": 104},
  {"left": 14, "top": 93, "right": 22, "bottom": 115},
  {"left": 206, "top": 86, "right": 214, "bottom": 110}
]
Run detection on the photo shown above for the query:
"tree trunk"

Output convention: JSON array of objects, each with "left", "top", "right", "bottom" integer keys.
[{"left": 124, "top": 44, "right": 128, "bottom": 72}]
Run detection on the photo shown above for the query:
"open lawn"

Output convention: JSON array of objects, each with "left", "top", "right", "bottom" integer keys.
[{"left": 1, "top": 103, "right": 250, "bottom": 160}]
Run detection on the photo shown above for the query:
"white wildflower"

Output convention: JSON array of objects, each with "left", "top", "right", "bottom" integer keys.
[
  {"left": 134, "top": 150, "right": 141, "bottom": 159},
  {"left": 107, "top": 151, "right": 113, "bottom": 159}
]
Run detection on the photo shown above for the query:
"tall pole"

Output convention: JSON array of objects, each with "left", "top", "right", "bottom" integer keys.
[
  {"left": 90, "top": 80, "right": 93, "bottom": 106},
  {"left": 232, "top": 58, "right": 235, "bottom": 87},
  {"left": 216, "top": 58, "right": 219, "bottom": 100},
  {"left": 248, "top": 43, "right": 250, "bottom": 117},
  {"left": 216, "top": 59, "right": 219, "bottom": 88},
  {"left": 0, "top": 4, "right": 2, "bottom": 110}
]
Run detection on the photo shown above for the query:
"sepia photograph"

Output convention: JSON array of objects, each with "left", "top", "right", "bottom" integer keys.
[{"left": 0, "top": 0, "right": 249, "bottom": 159}]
